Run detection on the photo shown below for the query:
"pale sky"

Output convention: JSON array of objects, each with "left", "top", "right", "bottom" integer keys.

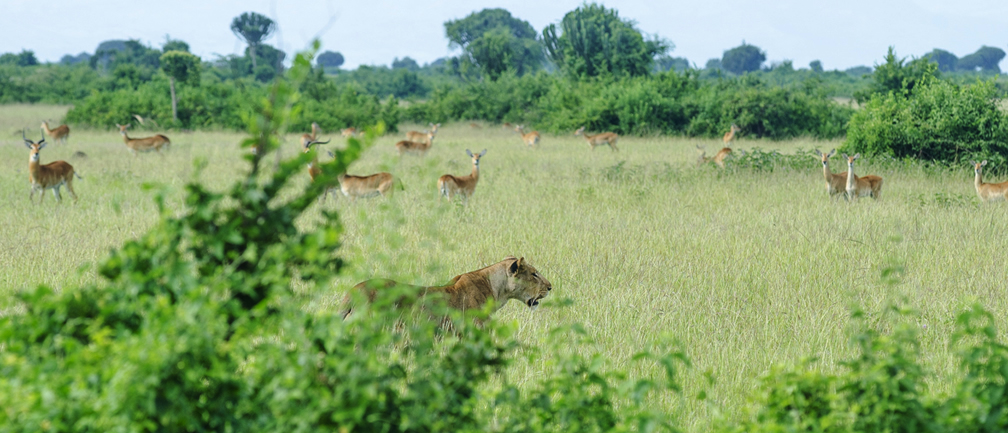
[{"left": 2, "top": 0, "right": 1007, "bottom": 71}]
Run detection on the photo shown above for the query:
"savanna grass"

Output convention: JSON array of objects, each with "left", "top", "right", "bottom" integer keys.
[{"left": 2, "top": 105, "right": 1007, "bottom": 431}]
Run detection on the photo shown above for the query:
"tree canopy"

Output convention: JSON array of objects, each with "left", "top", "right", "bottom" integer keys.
[
  {"left": 231, "top": 12, "right": 276, "bottom": 69},
  {"left": 542, "top": 3, "right": 668, "bottom": 79},
  {"left": 957, "top": 46, "right": 1005, "bottom": 73},
  {"left": 721, "top": 43, "right": 765, "bottom": 74},
  {"left": 444, "top": 8, "right": 543, "bottom": 80},
  {"left": 317, "top": 50, "right": 344, "bottom": 68},
  {"left": 924, "top": 49, "right": 958, "bottom": 72}
]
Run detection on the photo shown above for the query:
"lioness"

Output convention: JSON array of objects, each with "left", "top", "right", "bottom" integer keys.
[{"left": 340, "top": 256, "right": 552, "bottom": 321}]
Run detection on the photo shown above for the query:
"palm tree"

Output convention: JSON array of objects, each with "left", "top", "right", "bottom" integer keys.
[{"left": 230, "top": 12, "right": 276, "bottom": 70}]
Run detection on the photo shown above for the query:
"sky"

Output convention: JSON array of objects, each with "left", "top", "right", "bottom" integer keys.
[{"left": 2, "top": 0, "right": 1007, "bottom": 71}]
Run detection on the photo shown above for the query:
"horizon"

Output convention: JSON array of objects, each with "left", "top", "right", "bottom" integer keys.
[{"left": 2, "top": 0, "right": 1007, "bottom": 71}]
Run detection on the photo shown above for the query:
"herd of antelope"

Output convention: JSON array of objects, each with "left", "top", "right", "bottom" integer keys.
[{"left": 17, "top": 119, "right": 1008, "bottom": 205}]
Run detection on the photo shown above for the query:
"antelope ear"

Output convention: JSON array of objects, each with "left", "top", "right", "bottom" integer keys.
[
  {"left": 842, "top": 153, "right": 848, "bottom": 159},
  {"left": 38, "top": 140, "right": 46, "bottom": 149},
  {"left": 982, "top": 160, "right": 988, "bottom": 166},
  {"left": 853, "top": 153, "right": 860, "bottom": 160},
  {"left": 970, "top": 160, "right": 977, "bottom": 166},
  {"left": 827, "top": 149, "right": 836, "bottom": 157},
  {"left": 466, "top": 149, "right": 473, "bottom": 157},
  {"left": 479, "top": 149, "right": 487, "bottom": 157}
]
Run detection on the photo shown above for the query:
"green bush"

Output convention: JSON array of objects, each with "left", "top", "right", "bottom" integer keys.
[
  {"left": 409, "top": 71, "right": 852, "bottom": 139},
  {"left": 843, "top": 78, "right": 1008, "bottom": 168}
]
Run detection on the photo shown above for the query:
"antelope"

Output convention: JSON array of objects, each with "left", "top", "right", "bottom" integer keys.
[
  {"left": 438, "top": 149, "right": 486, "bottom": 204},
  {"left": 814, "top": 149, "right": 847, "bottom": 200},
  {"left": 515, "top": 125, "right": 540, "bottom": 147},
  {"left": 116, "top": 123, "right": 171, "bottom": 156},
  {"left": 843, "top": 153, "right": 883, "bottom": 201},
  {"left": 41, "top": 121, "right": 70, "bottom": 145},
  {"left": 301, "top": 122, "right": 320, "bottom": 146},
  {"left": 395, "top": 132, "right": 435, "bottom": 156},
  {"left": 574, "top": 126, "right": 618, "bottom": 152},
  {"left": 341, "top": 127, "right": 356, "bottom": 138},
  {"left": 337, "top": 172, "right": 397, "bottom": 200},
  {"left": 695, "top": 145, "right": 735, "bottom": 168},
  {"left": 302, "top": 137, "right": 336, "bottom": 200},
  {"left": 24, "top": 130, "right": 81, "bottom": 203},
  {"left": 406, "top": 123, "right": 438, "bottom": 142},
  {"left": 469, "top": 122, "right": 482, "bottom": 129},
  {"left": 971, "top": 160, "right": 1008, "bottom": 202},
  {"left": 723, "top": 123, "right": 741, "bottom": 145}
]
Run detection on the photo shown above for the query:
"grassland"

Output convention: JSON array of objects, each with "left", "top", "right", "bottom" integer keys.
[{"left": 2, "top": 105, "right": 1007, "bottom": 431}]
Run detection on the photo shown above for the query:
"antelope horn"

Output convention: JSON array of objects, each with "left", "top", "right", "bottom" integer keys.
[
  {"left": 23, "top": 129, "right": 31, "bottom": 147},
  {"left": 311, "top": 138, "right": 331, "bottom": 145}
]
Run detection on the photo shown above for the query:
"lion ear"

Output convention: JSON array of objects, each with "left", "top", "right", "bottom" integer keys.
[{"left": 509, "top": 258, "right": 525, "bottom": 276}]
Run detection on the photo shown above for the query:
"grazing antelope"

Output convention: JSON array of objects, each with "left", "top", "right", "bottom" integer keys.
[
  {"left": 41, "top": 121, "right": 70, "bottom": 145},
  {"left": 341, "top": 127, "right": 356, "bottom": 138},
  {"left": 301, "top": 122, "right": 320, "bottom": 146},
  {"left": 723, "top": 123, "right": 741, "bottom": 145},
  {"left": 438, "top": 149, "right": 486, "bottom": 204},
  {"left": 970, "top": 160, "right": 1008, "bottom": 202},
  {"left": 695, "top": 145, "right": 734, "bottom": 168},
  {"left": 814, "top": 149, "right": 848, "bottom": 200},
  {"left": 469, "top": 122, "right": 482, "bottom": 129},
  {"left": 843, "top": 153, "right": 883, "bottom": 201},
  {"left": 24, "top": 130, "right": 81, "bottom": 203},
  {"left": 337, "top": 172, "right": 397, "bottom": 200},
  {"left": 515, "top": 125, "right": 540, "bottom": 147},
  {"left": 395, "top": 132, "right": 435, "bottom": 156},
  {"left": 574, "top": 126, "right": 618, "bottom": 152},
  {"left": 116, "top": 123, "right": 171, "bottom": 156}
]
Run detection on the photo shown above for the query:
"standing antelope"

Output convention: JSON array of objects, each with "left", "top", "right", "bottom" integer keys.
[
  {"left": 515, "top": 125, "right": 540, "bottom": 147},
  {"left": 574, "top": 126, "right": 618, "bottom": 152},
  {"left": 395, "top": 132, "right": 435, "bottom": 156},
  {"left": 24, "top": 130, "right": 81, "bottom": 203},
  {"left": 116, "top": 123, "right": 171, "bottom": 156},
  {"left": 843, "top": 153, "right": 883, "bottom": 201},
  {"left": 41, "top": 121, "right": 70, "bottom": 145},
  {"left": 971, "top": 160, "right": 1008, "bottom": 202},
  {"left": 406, "top": 123, "right": 438, "bottom": 142},
  {"left": 302, "top": 122, "right": 320, "bottom": 146},
  {"left": 814, "top": 149, "right": 848, "bottom": 200},
  {"left": 723, "top": 124, "right": 741, "bottom": 145},
  {"left": 302, "top": 137, "right": 335, "bottom": 200},
  {"left": 438, "top": 149, "right": 486, "bottom": 204},
  {"left": 341, "top": 127, "right": 356, "bottom": 138}
]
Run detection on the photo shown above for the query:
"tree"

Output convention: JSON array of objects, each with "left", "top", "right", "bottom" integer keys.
[
  {"left": 0, "top": 50, "right": 38, "bottom": 67},
  {"left": 853, "top": 47, "right": 937, "bottom": 104},
  {"left": 705, "top": 58, "right": 722, "bottom": 70},
  {"left": 542, "top": 3, "right": 668, "bottom": 79},
  {"left": 160, "top": 51, "right": 201, "bottom": 121},
  {"left": 924, "top": 49, "right": 958, "bottom": 72},
  {"left": 654, "top": 55, "right": 690, "bottom": 72},
  {"left": 392, "top": 56, "right": 420, "bottom": 71},
  {"left": 809, "top": 60, "right": 823, "bottom": 73},
  {"left": 162, "top": 37, "right": 190, "bottom": 53},
  {"left": 721, "top": 42, "right": 765, "bottom": 74},
  {"left": 957, "top": 46, "right": 1005, "bottom": 73},
  {"left": 444, "top": 8, "right": 543, "bottom": 80},
  {"left": 230, "top": 12, "right": 276, "bottom": 70},
  {"left": 317, "top": 50, "right": 344, "bottom": 68}
]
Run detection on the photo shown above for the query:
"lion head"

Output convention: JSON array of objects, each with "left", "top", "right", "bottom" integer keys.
[{"left": 503, "top": 256, "right": 552, "bottom": 311}]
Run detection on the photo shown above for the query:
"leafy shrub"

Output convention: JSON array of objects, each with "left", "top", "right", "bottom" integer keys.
[
  {"left": 409, "top": 71, "right": 852, "bottom": 139},
  {"left": 843, "top": 78, "right": 1008, "bottom": 168}
]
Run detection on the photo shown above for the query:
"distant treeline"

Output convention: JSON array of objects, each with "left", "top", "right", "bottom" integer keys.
[{"left": 0, "top": 4, "right": 1005, "bottom": 141}]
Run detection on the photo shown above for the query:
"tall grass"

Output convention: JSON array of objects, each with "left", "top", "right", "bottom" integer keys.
[{"left": 2, "top": 106, "right": 1006, "bottom": 431}]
